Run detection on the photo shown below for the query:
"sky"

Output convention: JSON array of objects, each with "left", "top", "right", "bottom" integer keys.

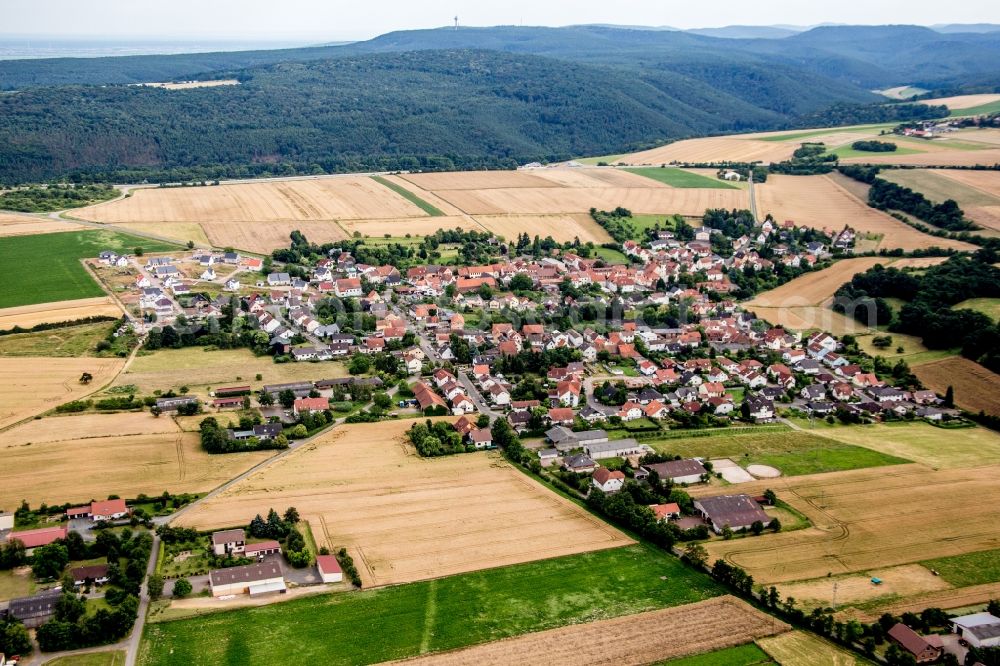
[{"left": 4, "top": 0, "right": 1000, "bottom": 42}]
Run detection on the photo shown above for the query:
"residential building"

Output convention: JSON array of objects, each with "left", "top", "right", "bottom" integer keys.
[
  {"left": 212, "top": 529, "right": 246, "bottom": 556},
  {"left": 592, "top": 468, "right": 625, "bottom": 493}
]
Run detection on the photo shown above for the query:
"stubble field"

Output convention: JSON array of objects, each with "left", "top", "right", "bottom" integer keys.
[
  {"left": 0, "top": 413, "right": 273, "bottom": 507},
  {"left": 0, "top": 296, "right": 123, "bottom": 331},
  {"left": 0, "top": 211, "right": 81, "bottom": 237},
  {"left": 755, "top": 175, "right": 974, "bottom": 251},
  {"left": 912, "top": 356, "right": 1000, "bottom": 416},
  {"left": 0, "top": 356, "right": 124, "bottom": 430},
  {"left": 472, "top": 214, "right": 611, "bottom": 243},
  {"left": 701, "top": 463, "right": 1000, "bottom": 585},
  {"left": 383, "top": 596, "right": 788, "bottom": 666},
  {"left": 882, "top": 169, "right": 1000, "bottom": 233},
  {"left": 175, "top": 419, "right": 633, "bottom": 586},
  {"left": 618, "top": 137, "right": 797, "bottom": 165},
  {"left": 757, "top": 631, "right": 869, "bottom": 666}
]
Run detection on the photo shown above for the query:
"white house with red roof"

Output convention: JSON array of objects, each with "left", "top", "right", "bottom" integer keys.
[
  {"left": 592, "top": 468, "right": 625, "bottom": 493},
  {"left": 66, "top": 498, "right": 130, "bottom": 522},
  {"left": 317, "top": 555, "right": 344, "bottom": 583}
]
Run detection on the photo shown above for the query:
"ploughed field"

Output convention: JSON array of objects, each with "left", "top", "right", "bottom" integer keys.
[{"left": 174, "top": 419, "right": 633, "bottom": 586}]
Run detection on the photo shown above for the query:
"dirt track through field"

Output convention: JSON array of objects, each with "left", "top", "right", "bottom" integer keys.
[
  {"left": 175, "top": 419, "right": 633, "bottom": 586},
  {"left": 384, "top": 596, "right": 788, "bottom": 666}
]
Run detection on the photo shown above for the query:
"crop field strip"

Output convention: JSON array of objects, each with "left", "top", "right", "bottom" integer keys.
[
  {"left": 382, "top": 596, "right": 788, "bottom": 666},
  {"left": 881, "top": 169, "right": 1000, "bottom": 233},
  {"left": 757, "top": 631, "right": 872, "bottom": 666},
  {"left": 0, "top": 296, "right": 123, "bottom": 331},
  {"left": 175, "top": 420, "right": 633, "bottom": 586},
  {"left": 0, "top": 412, "right": 275, "bottom": 508},
  {"left": 912, "top": 356, "right": 1000, "bottom": 416},
  {"left": 140, "top": 544, "right": 723, "bottom": 665},
  {"left": 700, "top": 462, "right": 1000, "bottom": 585}
]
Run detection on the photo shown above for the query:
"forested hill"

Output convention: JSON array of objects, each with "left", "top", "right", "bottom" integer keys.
[{"left": 0, "top": 48, "right": 872, "bottom": 183}]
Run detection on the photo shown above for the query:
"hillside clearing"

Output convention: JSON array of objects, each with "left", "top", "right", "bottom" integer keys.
[{"left": 175, "top": 419, "right": 633, "bottom": 586}]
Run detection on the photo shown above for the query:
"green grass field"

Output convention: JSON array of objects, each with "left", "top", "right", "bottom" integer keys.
[
  {"left": 828, "top": 145, "right": 924, "bottom": 159},
  {"left": 758, "top": 124, "right": 896, "bottom": 143},
  {"left": 0, "top": 321, "right": 115, "bottom": 357},
  {"left": 955, "top": 297, "right": 1000, "bottom": 322},
  {"left": 649, "top": 430, "right": 908, "bottom": 477},
  {"left": 594, "top": 246, "right": 629, "bottom": 264},
  {"left": 371, "top": 176, "right": 444, "bottom": 216},
  {"left": 921, "top": 548, "right": 1000, "bottom": 587},
  {"left": 950, "top": 100, "right": 1000, "bottom": 117},
  {"left": 658, "top": 643, "right": 776, "bottom": 665},
  {"left": 576, "top": 154, "right": 625, "bottom": 165},
  {"left": 140, "top": 545, "right": 722, "bottom": 665},
  {"left": 625, "top": 167, "right": 737, "bottom": 189},
  {"left": 0, "top": 230, "right": 179, "bottom": 309}
]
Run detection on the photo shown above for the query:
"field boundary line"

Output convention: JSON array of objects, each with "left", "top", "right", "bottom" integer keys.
[{"left": 419, "top": 579, "right": 439, "bottom": 654}]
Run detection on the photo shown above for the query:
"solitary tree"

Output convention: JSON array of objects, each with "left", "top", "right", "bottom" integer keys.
[
  {"left": 944, "top": 385, "right": 954, "bottom": 408},
  {"left": 172, "top": 578, "right": 193, "bottom": 598},
  {"left": 147, "top": 574, "right": 164, "bottom": 600}
]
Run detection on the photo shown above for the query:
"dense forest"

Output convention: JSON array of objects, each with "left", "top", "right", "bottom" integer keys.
[
  {"left": 0, "top": 24, "right": 993, "bottom": 183},
  {"left": 832, "top": 254, "right": 1000, "bottom": 372}
]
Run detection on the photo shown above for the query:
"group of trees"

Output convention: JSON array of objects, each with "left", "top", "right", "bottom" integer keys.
[
  {"left": 248, "top": 507, "right": 311, "bottom": 567},
  {"left": 35, "top": 531, "right": 151, "bottom": 652},
  {"left": 0, "top": 183, "right": 117, "bottom": 212},
  {"left": 406, "top": 419, "right": 469, "bottom": 456},
  {"left": 198, "top": 416, "right": 288, "bottom": 454},
  {"left": 769, "top": 142, "right": 838, "bottom": 175},
  {"left": 834, "top": 255, "right": 1000, "bottom": 372},
  {"left": 839, "top": 165, "right": 975, "bottom": 232},
  {"left": 589, "top": 207, "right": 638, "bottom": 243},
  {"left": 850, "top": 139, "right": 897, "bottom": 152}
]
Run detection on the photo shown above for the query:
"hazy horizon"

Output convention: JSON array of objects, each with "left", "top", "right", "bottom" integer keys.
[{"left": 4, "top": 0, "right": 1000, "bottom": 43}]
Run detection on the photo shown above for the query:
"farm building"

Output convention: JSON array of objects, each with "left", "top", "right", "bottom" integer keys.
[
  {"left": 642, "top": 459, "right": 707, "bottom": 485},
  {"left": 317, "top": 555, "right": 344, "bottom": 583},
  {"left": 209, "top": 561, "right": 285, "bottom": 597},
  {"left": 155, "top": 396, "right": 200, "bottom": 412},
  {"left": 71, "top": 563, "right": 110, "bottom": 587},
  {"left": 888, "top": 623, "right": 942, "bottom": 663},
  {"left": 244, "top": 540, "right": 282, "bottom": 558},
  {"left": 952, "top": 612, "right": 1000, "bottom": 648},
  {"left": 7, "top": 590, "right": 61, "bottom": 628},
  {"left": 562, "top": 453, "right": 597, "bottom": 474},
  {"left": 584, "top": 438, "right": 651, "bottom": 460},
  {"left": 0, "top": 512, "right": 12, "bottom": 531},
  {"left": 212, "top": 529, "right": 246, "bottom": 556},
  {"left": 6, "top": 526, "right": 67, "bottom": 554},
  {"left": 293, "top": 397, "right": 329, "bottom": 416},
  {"left": 693, "top": 495, "right": 770, "bottom": 534},
  {"left": 66, "top": 498, "right": 129, "bottom": 522}
]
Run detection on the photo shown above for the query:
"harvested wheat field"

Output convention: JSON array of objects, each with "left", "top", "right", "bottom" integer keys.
[
  {"left": 1, "top": 411, "right": 180, "bottom": 447},
  {"left": 703, "top": 464, "right": 1000, "bottom": 585},
  {"left": 201, "top": 220, "right": 348, "bottom": 254},
  {"left": 530, "top": 167, "right": 660, "bottom": 189},
  {"left": 341, "top": 216, "right": 474, "bottom": 238},
  {"left": 0, "top": 428, "right": 273, "bottom": 508},
  {"left": 0, "top": 356, "right": 124, "bottom": 430},
  {"left": 400, "top": 171, "right": 558, "bottom": 191},
  {"left": 777, "top": 564, "right": 951, "bottom": 609},
  {"left": 748, "top": 258, "right": 887, "bottom": 308},
  {"left": 385, "top": 596, "right": 787, "bottom": 666},
  {"left": 747, "top": 306, "right": 872, "bottom": 335},
  {"left": 913, "top": 357, "right": 1000, "bottom": 416},
  {"left": 176, "top": 419, "right": 633, "bottom": 586},
  {"left": 921, "top": 93, "right": 1000, "bottom": 110},
  {"left": 755, "top": 175, "right": 974, "bottom": 251},
  {"left": 0, "top": 297, "right": 123, "bottom": 331},
  {"left": 859, "top": 581, "right": 1000, "bottom": 621},
  {"left": 619, "top": 137, "right": 796, "bottom": 165},
  {"left": 758, "top": 631, "right": 865, "bottom": 666},
  {"left": 881, "top": 169, "right": 1000, "bottom": 232},
  {"left": 436, "top": 186, "right": 747, "bottom": 216},
  {"left": 112, "top": 221, "right": 213, "bottom": 247},
  {"left": 472, "top": 214, "right": 612, "bottom": 243},
  {"left": 0, "top": 212, "right": 81, "bottom": 237},
  {"left": 118, "top": 347, "right": 348, "bottom": 395},
  {"left": 886, "top": 256, "right": 948, "bottom": 268},
  {"left": 76, "top": 177, "right": 425, "bottom": 224}
]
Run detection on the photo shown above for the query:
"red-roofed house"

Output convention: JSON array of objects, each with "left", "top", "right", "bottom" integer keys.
[
  {"left": 649, "top": 503, "right": 681, "bottom": 521},
  {"left": 548, "top": 407, "right": 575, "bottom": 425},
  {"left": 66, "top": 499, "right": 129, "bottom": 522},
  {"left": 293, "top": 397, "right": 329, "bottom": 416},
  {"left": 592, "top": 468, "right": 625, "bottom": 493}
]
